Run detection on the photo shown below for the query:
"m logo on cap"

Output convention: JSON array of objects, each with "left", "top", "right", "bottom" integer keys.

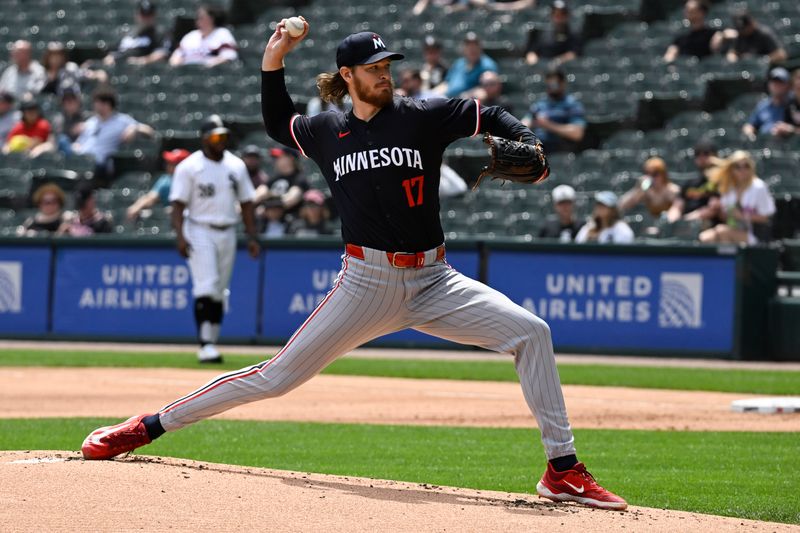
[{"left": 372, "top": 35, "right": 385, "bottom": 50}]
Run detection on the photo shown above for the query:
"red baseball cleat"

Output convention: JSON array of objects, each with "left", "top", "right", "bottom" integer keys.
[
  {"left": 81, "top": 414, "right": 153, "bottom": 460},
  {"left": 536, "top": 462, "right": 627, "bottom": 510}
]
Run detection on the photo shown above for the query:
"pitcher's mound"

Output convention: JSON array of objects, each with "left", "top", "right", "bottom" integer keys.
[{"left": 0, "top": 451, "right": 791, "bottom": 532}]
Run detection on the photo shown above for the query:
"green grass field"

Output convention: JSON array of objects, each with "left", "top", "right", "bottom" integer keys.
[
  {"left": 2, "top": 349, "right": 799, "bottom": 394},
  {"left": 0, "top": 418, "right": 797, "bottom": 524}
]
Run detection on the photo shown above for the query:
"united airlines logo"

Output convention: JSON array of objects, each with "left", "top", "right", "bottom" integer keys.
[
  {"left": 658, "top": 273, "right": 703, "bottom": 328},
  {"left": 0, "top": 261, "right": 22, "bottom": 313}
]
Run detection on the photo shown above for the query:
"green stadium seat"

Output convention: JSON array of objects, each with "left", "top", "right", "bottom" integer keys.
[
  {"left": 505, "top": 212, "right": 541, "bottom": 237},
  {"left": 2, "top": 0, "right": 798, "bottom": 241},
  {"left": 30, "top": 166, "right": 83, "bottom": 192}
]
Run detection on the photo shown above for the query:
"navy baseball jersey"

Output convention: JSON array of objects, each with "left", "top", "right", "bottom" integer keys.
[{"left": 262, "top": 69, "right": 535, "bottom": 251}]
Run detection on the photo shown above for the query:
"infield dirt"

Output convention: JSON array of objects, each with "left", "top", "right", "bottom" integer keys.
[{"left": 2, "top": 451, "right": 797, "bottom": 533}]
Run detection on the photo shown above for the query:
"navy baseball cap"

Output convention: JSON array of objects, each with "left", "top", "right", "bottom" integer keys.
[
  {"left": 20, "top": 99, "right": 40, "bottom": 111},
  {"left": 768, "top": 67, "right": 790, "bottom": 82},
  {"left": 241, "top": 144, "right": 263, "bottom": 157},
  {"left": 336, "top": 32, "right": 404, "bottom": 69}
]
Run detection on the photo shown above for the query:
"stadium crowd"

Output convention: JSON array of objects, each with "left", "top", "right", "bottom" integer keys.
[{"left": 1, "top": 0, "right": 798, "bottom": 245}]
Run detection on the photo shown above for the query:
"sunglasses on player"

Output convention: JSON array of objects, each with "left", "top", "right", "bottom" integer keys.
[{"left": 206, "top": 132, "right": 229, "bottom": 145}]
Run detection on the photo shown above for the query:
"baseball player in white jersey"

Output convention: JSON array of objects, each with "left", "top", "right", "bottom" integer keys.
[
  {"left": 82, "top": 22, "right": 626, "bottom": 510},
  {"left": 169, "top": 114, "right": 260, "bottom": 363}
]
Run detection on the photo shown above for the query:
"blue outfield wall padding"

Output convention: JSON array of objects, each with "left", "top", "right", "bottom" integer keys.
[
  {"left": 488, "top": 251, "right": 736, "bottom": 353},
  {"left": 0, "top": 237, "right": 762, "bottom": 357},
  {"left": 51, "top": 247, "right": 260, "bottom": 338},
  {"left": 0, "top": 246, "right": 52, "bottom": 334}
]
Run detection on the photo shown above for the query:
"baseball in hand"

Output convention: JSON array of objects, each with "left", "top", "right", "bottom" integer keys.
[{"left": 285, "top": 17, "right": 305, "bottom": 38}]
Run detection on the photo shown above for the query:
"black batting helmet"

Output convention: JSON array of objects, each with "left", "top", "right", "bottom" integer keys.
[{"left": 199, "top": 114, "right": 230, "bottom": 138}]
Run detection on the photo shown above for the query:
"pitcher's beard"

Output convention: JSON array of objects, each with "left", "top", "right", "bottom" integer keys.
[{"left": 354, "top": 77, "right": 395, "bottom": 108}]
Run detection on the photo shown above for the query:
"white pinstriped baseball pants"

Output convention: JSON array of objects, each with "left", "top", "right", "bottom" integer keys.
[
  {"left": 184, "top": 220, "right": 236, "bottom": 300},
  {"left": 158, "top": 245, "right": 576, "bottom": 460}
]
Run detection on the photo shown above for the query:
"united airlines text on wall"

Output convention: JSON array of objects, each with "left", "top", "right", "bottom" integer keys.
[
  {"left": 488, "top": 252, "right": 733, "bottom": 352},
  {"left": 53, "top": 248, "right": 259, "bottom": 338}
]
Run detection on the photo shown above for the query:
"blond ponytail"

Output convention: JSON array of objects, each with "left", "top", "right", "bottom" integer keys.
[{"left": 316, "top": 71, "right": 349, "bottom": 105}]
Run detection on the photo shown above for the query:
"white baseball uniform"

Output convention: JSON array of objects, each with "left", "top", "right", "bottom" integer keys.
[{"left": 170, "top": 150, "right": 256, "bottom": 300}]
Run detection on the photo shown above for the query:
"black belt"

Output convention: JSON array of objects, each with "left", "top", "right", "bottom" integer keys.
[{"left": 191, "top": 220, "right": 234, "bottom": 231}]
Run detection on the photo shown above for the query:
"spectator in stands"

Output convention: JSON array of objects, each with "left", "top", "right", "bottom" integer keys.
[
  {"left": 412, "top": 0, "right": 449, "bottom": 16},
  {"left": 482, "top": 0, "right": 536, "bottom": 12},
  {"left": 58, "top": 185, "right": 114, "bottom": 236},
  {"left": 126, "top": 148, "right": 190, "bottom": 222},
  {"left": 397, "top": 68, "right": 440, "bottom": 100},
  {"left": 3, "top": 99, "right": 52, "bottom": 156},
  {"left": 169, "top": 5, "right": 238, "bottom": 68},
  {"left": 433, "top": 32, "right": 498, "bottom": 98},
  {"left": 412, "top": 0, "right": 484, "bottom": 16},
  {"left": 472, "top": 71, "right": 512, "bottom": 113},
  {"left": 522, "top": 68, "right": 585, "bottom": 152},
  {"left": 71, "top": 86, "right": 155, "bottom": 182},
  {"left": 240, "top": 144, "right": 269, "bottom": 189},
  {"left": 525, "top": 1, "right": 581, "bottom": 66},
  {"left": 305, "top": 96, "right": 345, "bottom": 117},
  {"left": 254, "top": 147, "right": 309, "bottom": 219},
  {"left": 663, "top": 0, "right": 720, "bottom": 63},
  {"left": 419, "top": 0, "right": 535, "bottom": 12},
  {"left": 699, "top": 150, "right": 775, "bottom": 245},
  {"left": 718, "top": 10, "right": 787, "bottom": 64},
  {"left": 539, "top": 184, "right": 581, "bottom": 242},
  {"left": 772, "top": 69, "right": 800, "bottom": 138},
  {"left": 0, "top": 40, "right": 45, "bottom": 99},
  {"left": 619, "top": 157, "right": 680, "bottom": 218},
  {"left": 259, "top": 196, "right": 287, "bottom": 237},
  {"left": 439, "top": 163, "right": 468, "bottom": 198},
  {"left": 742, "top": 67, "right": 791, "bottom": 141},
  {"left": 17, "top": 183, "right": 66, "bottom": 236},
  {"left": 287, "top": 189, "right": 333, "bottom": 237},
  {"left": 40, "top": 42, "right": 83, "bottom": 96},
  {"left": 575, "top": 191, "right": 634, "bottom": 244},
  {"left": 667, "top": 139, "right": 721, "bottom": 223},
  {"left": 0, "top": 92, "right": 19, "bottom": 142},
  {"left": 420, "top": 36, "right": 448, "bottom": 92},
  {"left": 103, "top": 0, "right": 170, "bottom": 67},
  {"left": 398, "top": 68, "right": 420, "bottom": 98},
  {"left": 48, "top": 88, "right": 89, "bottom": 154}
]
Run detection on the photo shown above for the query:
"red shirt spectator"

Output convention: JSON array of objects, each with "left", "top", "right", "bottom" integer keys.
[
  {"left": 3, "top": 99, "right": 51, "bottom": 154},
  {"left": 7, "top": 115, "right": 50, "bottom": 143}
]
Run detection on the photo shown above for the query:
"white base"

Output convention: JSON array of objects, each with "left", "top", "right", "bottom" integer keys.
[{"left": 731, "top": 397, "right": 800, "bottom": 414}]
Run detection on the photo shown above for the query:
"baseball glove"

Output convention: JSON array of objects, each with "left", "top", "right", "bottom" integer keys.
[{"left": 473, "top": 133, "right": 550, "bottom": 190}]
